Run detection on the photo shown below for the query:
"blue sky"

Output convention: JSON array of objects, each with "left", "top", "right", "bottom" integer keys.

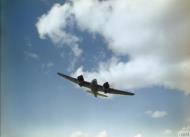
[{"left": 1, "top": 0, "right": 190, "bottom": 137}]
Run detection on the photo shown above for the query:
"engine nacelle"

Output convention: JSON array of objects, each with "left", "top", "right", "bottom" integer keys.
[
  {"left": 103, "top": 82, "right": 109, "bottom": 93},
  {"left": 77, "top": 75, "right": 84, "bottom": 86}
]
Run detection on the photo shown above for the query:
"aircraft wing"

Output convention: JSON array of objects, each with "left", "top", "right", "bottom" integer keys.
[
  {"left": 97, "top": 85, "right": 135, "bottom": 96},
  {"left": 57, "top": 72, "right": 78, "bottom": 83},
  {"left": 58, "top": 72, "right": 135, "bottom": 96},
  {"left": 57, "top": 72, "right": 91, "bottom": 89},
  {"left": 106, "top": 88, "right": 135, "bottom": 96}
]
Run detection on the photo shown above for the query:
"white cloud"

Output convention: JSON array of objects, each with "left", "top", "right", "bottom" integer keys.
[
  {"left": 70, "top": 131, "right": 88, "bottom": 137},
  {"left": 47, "top": 62, "right": 54, "bottom": 68},
  {"left": 133, "top": 134, "right": 142, "bottom": 137},
  {"left": 67, "top": 57, "right": 77, "bottom": 73},
  {"left": 72, "top": 44, "right": 83, "bottom": 57},
  {"left": 70, "top": 131, "right": 108, "bottom": 137},
  {"left": 24, "top": 51, "right": 39, "bottom": 60},
  {"left": 73, "top": 57, "right": 164, "bottom": 89},
  {"left": 72, "top": 0, "right": 190, "bottom": 94},
  {"left": 36, "top": 3, "right": 82, "bottom": 56},
  {"left": 96, "top": 131, "right": 108, "bottom": 137},
  {"left": 42, "top": 62, "right": 54, "bottom": 69},
  {"left": 145, "top": 110, "right": 168, "bottom": 118},
  {"left": 37, "top": 0, "right": 190, "bottom": 94}
]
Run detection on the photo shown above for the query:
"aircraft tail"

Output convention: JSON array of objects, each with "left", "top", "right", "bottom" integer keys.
[
  {"left": 85, "top": 90, "right": 108, "bottom": 98},
  {"left": 97, "top": 92, "right": 108, "bottom": 97}
]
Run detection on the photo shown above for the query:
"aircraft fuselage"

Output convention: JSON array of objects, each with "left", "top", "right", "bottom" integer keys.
[
  {"left": 57, "top": 72, "right": 135, "bottom": 97},
  {"left": 90, "top": 79, "right": 98, "bottom": 97}
]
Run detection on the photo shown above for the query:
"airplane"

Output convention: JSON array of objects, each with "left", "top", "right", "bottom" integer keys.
[{"left": 57, "top": 72, "right": 135, "bottom": 98}]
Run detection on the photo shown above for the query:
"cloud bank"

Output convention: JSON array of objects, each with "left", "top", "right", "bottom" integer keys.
[
  {"left": 133, "top": 134, "right": 142, "bottom": 137},
  {"left": 36, "top": 0, "right": 190, "bottom": 94},
  {"left": 70, "top": 131, "right": 108, "bottom": 137},
  {"left": 70, "top": 131, "right": 141, "bottom": 137}
]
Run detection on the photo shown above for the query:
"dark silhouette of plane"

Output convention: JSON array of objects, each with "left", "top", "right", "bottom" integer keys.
[{"left": 57, "top": 72, "right": 135, "bottom": 98}]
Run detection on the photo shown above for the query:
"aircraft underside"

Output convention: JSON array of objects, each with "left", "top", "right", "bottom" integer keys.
[{"left": 57, "top": 72, "right": 135, "bottom": 98}]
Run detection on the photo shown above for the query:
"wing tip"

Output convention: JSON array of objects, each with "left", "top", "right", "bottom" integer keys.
[
  {"left": 130, "top": 92, "right": 135, "bottom": 96},
  {"left": 57, "top": 72, "right": 64, "bottom": 76},
  {"left": 57, "top": 72, "right": 60, "bottom": 74}
]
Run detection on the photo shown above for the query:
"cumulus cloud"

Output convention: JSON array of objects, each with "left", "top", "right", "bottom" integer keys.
[
  {"left": 70, "top": 131, "right": 88, "bottom": 137},
  {"left": 96, "top": 131, "right": 108, "bottom": 137},
  {"left": 70, "top": 131, "right": 108, "bottom": 137},
  {"left": 36, "top": 3, "right": 82, "bottom": 56},
  {"left": 133, "top": 134, "right": 142, "bottom": 137},
  {"left": 73, "top": 57, "right": 165, "bottom": 89},
  {"left": 145, "top": 110, "right": 168, "bottom": 118},
  {"left": 37, "top": 0, "right": 190, "bottom": 94}
]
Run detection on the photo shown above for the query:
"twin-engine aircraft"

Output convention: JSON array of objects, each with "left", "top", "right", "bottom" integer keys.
[{"left": 57, "top": 72, "right": 135, "bottom": 98}]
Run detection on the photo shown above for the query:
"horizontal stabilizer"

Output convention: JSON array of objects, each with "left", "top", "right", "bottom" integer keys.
[
  {"left": 85, "top": 90, "right": 108, "bottom": 97},
  {"left": 97, "top": 92, "right": 108, "bottom": 97}
]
